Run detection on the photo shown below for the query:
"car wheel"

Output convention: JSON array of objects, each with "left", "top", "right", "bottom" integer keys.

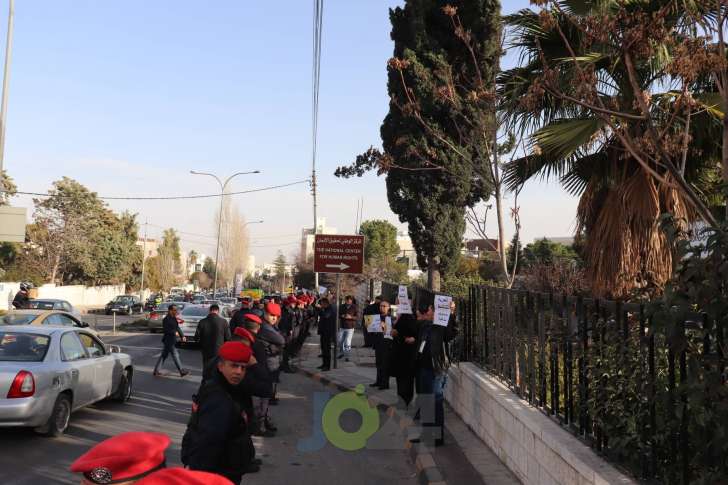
[
  {"left": 36, "top": 393, "right": 71, "bottom": 437},
  {"left": 113, "top": 369, "right": 132, "bottom": 402}
]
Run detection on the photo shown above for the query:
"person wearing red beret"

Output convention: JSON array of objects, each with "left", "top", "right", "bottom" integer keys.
[
  {"left": 233, "top": 326, "right": 256, "bottom": 345},
  {"left": 136, "top": 467, "right": 232, "bottom": 485},
  {"left": 200, "top": 318, "right": 269, "bottom": 474},
  {"left": 251, "top": 302, "right": 285, "bottom": 435},
  {"left": 70, "top": 431, "right": 170, "bottom": 484},
  {"left": 181, "top": 342, "right": 254, "bottom": 485},
  {"left": 278, "top": 297, "right": 298, "bottom": 375}
]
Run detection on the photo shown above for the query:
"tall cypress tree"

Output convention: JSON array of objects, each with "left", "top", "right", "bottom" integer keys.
[{"left": 338, "top": 1, "right": 501, "bottom": 290}]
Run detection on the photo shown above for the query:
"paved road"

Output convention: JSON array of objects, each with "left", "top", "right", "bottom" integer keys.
[{"left": 0, "top": 333, "right": 418, "bottom": 485}]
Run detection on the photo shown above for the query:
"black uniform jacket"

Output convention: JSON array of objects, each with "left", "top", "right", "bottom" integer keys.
[{"left": 181, "top": 370, "right": 254, "bottom": 482}]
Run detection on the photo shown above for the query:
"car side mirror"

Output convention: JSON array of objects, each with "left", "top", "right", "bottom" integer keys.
[
  {"left": 80, "top": 322, "right": 90, "bottom": 328},
  {"left": 107, "top": 345, "right": 121, "bottom": 353}
]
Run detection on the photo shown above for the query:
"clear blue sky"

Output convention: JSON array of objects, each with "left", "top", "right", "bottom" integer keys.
[{"left": 4, "top": 0, "right": 575, "bottom": 265}]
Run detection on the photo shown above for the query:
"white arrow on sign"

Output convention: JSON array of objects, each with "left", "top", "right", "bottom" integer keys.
[{"left": 325, "top": 263, "right": 350, "bottom": 271}]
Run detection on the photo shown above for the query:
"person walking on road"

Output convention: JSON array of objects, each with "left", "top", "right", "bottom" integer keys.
[
  {"left": 196, "top": 304, "right": 231, "bottom": 380},
  {"left": 181, "top": 342, "right": 255, "bottom": 485},
  {"left": 317, "top": 298, "right": 336, "bottom": 371},
  {"left": 337, "top": 296, "right": 358, "bottom": 361},
  {"left": 153, "top": 304, "right": 189, "bottom": 377}
]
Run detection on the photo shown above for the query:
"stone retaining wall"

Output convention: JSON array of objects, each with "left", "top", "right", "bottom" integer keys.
[{"left": 445, "top": 362, "right": 635, "bottom": 485}]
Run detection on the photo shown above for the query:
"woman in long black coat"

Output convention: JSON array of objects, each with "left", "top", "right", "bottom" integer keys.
[{"left": 390, "top": 313, "right": 419, "bottom": 408}]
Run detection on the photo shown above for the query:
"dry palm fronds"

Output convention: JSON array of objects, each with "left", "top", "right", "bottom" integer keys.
[{"left": 578, "top": 167, "right": 693, "bottom": 299}]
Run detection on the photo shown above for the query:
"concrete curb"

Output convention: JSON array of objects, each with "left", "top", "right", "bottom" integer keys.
[{"left": 298, "top": 366, "right": 446, "bottom": 485}]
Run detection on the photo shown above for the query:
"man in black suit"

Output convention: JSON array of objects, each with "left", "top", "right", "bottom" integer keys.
[{"left": 196, "top": 304, "right": 231, "bottom": 380}]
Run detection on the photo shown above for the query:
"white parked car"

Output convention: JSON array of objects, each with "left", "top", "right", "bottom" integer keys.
[
  {"left": 176, "top": 304, "right": 230, "bottom": 344},
  {"left": 0, "top": 326, "right": 133, "bottom": 436}
]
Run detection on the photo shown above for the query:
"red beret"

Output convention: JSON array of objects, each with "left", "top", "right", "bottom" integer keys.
[
  {"left": 136, "top": 467, "right": 233, "bottom": 485},
  {"left": 244, "top": 313, "right": 262, "bottom": 324},
  {"left": 218, "top": 341, "right": 252, "bottom": 363},
  {"left": 70, "top": 432, "right": 170, "bottom": 484},
  {"left": 265, "top": 302, "right": 281, "bottom": 316},
  {"left": 233, "top": 326, "right": 256, "bottom": 343}
]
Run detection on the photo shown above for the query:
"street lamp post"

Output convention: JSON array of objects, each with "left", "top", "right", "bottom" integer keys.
[{"left": 190, "top": 170, "right": 260, "bottom": 296}]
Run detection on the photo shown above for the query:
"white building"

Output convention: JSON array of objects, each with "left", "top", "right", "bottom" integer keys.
[
  {"left": 136, "top": 238, "right": 159, "bottom": 259},
  {"left": 301, "top": 217, "right": 338, "bottom": 263},
  {"left": 396, "top": 233, "right": 419, "bottom": 270}
]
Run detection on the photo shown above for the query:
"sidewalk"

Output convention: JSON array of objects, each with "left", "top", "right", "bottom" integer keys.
[{"left": 294, "top": 331, "right": 521, "bottom": 485}]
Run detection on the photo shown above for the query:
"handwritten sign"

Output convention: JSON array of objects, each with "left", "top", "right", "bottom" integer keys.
[
  {"left": 396, "top": 285, "right": 412, "bottom": 314},
  {"left": 367, "top": 315, "right": 391, "bottom": 333},
  {"left": 434, "top": 295, "right": 452, "bottom": 327}
]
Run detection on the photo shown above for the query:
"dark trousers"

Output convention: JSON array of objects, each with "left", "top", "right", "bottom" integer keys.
[
  {"left": 416, "top": 367, "right": 447, "bottom": 440},
  {"left": 396, "top": 372, "right": 416, "bottom": 406},
  {"left": 374, "top": 336, "right": 392, "bottom": 387},
  {"left": 201, "top": 355, "right": 215, "bottom": 380},
  {"left": 154, "top": 340, "right": 183, "bottom": 373},
  {"left": 320, "top": 333, "right": 332, "bottom": 369},
  {"left": 282, "top": 335, "right": 293, "bottom": 368},
  {"left": 364, "top": 327, "right": 375, "bottom": 347}
]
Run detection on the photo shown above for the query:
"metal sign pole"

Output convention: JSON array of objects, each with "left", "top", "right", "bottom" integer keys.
[{"left": 333, "top": 273, "right": 340, "bottom": 369}]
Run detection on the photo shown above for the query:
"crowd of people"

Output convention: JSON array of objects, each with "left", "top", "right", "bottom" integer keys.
[
  {"left": 69, "top": 293, "right": 318, "bottom": 485},
  {"left": 328, "top": 292, "right": 458, "bottom": 448},
  {"left": 67, "top": 289, "right": 457, "bottom": 484}
]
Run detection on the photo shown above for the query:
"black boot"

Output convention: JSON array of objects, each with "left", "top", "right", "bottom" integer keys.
[
  {"left": 265, "top": 416, "right": 278, "bottom": 432},
  {"left": 252, "top": 419, "right": 275, "bottom": 437}
]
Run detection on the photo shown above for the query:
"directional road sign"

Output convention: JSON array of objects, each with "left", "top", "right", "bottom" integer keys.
[{"left": 314, "top": 234, "right": 364, "bottom": 275}]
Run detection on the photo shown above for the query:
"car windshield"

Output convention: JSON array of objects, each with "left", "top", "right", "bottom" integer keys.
[
  {"left": 157, "top": 302, "right": 185, "bottom": 312},
  {"left": 0, "top": 332, "right": 51, "bottom": 362},
  {"left": 114, "top": 296, "right": 133, "bottom": 303},
  {"left": 29, "top": 301, "right": 56, "bottom": 310},
  {"left": 181, "top": 306, "right": 208, "bottom": 317},
  {"left": 1, "top": 314, "right": 38, "bottom": 325}
]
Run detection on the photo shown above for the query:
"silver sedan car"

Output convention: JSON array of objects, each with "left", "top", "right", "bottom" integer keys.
[{"left": 0, "top": 325, "right": 133, "bottom": 437}]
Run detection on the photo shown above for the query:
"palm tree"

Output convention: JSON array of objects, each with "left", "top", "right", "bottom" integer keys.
[{"left": 498, "top": 2, "right": 723, "bottom": 298}]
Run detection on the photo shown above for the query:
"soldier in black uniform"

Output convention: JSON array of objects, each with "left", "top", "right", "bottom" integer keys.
[
  {"left": 278, "top": 298, "right": 296, "bottom": 373},
  {"left": 181, "top": 341, "right": 255, "bottom": 485}
]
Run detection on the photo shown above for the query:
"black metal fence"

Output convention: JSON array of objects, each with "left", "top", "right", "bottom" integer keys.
[{"left": 459, "top": 285, "right": 727, "bottom": 484}]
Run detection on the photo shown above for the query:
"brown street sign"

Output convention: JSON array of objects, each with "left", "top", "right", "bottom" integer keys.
[{"left": 314, "top": 234, "right": 364, "bottom": 274}]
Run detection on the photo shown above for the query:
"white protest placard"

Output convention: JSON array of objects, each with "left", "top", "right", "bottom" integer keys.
[
  {"left": 434, "top": 294, "right": 452, "bottom": 327},
  {"left": 396, "top": 285, "right": 412, "bottom": 314},
  {"left": 383, "top": 316, "right": 393, "bottom": 339},
  {"left": 367, "top": 314, "right": 383, "bottom": 333}
]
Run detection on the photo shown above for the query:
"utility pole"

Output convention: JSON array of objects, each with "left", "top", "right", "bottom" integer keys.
[
  {"left": 139, "top": 219, "right": 147, "bottom": 300},
  {"left": 0, "top": 0, "right": 14, "bottom": 176},
  {"left": 313, "top": 174, "right": 319, "bottom": 291}
]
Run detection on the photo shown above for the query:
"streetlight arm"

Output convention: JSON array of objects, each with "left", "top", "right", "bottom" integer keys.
[
  {"left": 224, "top": 171, "right": 260, "bottom": 190},
  {"left": 190, "top": 170, "right": 223, "bottom": 190}
]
